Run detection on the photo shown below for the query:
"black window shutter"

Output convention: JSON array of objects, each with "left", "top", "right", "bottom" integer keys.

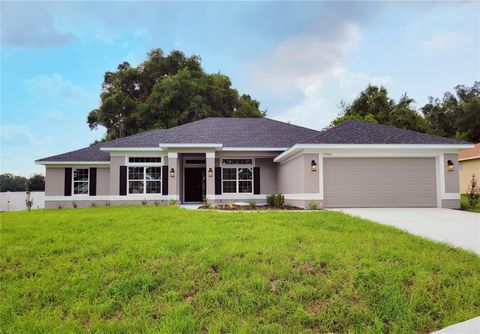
[
  {"left": 162, "top": 166, "right": 168, "bottom": 195},
  {"left": 253, "top": 167, "right": 260, "bottom": 195},
  {"left": 119, "top": 166, "right": 127, "bottom": 196},
  {"left": 64, "top": 168, "right": 72, "bottom": 196},
  {"left": 215, "top": 167, "right": 222, "bottom": 195},
  {"left": 89, "top": 168, "right": 97, "bottom": 196}
]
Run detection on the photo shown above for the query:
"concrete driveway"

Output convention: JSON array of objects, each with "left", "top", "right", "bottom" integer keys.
[{"left": 333, "top": 208, "right": 480, "bottom": 255}]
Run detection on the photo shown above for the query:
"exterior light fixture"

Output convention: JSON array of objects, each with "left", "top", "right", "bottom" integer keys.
[
  {"left": 170, "top": 168, "right": 175, "bottom": 178},
  {"left": 447, "top": 160, "right": 454, "bottom": 172},
  {"left": 208, "top": 167, "right": 214, "bottom": 177},
  {"left": 311, "top": 160, "right": 317, "bottom": 172}
]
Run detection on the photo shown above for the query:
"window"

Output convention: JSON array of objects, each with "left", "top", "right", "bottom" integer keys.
[
  {"left": 222, "top": 159, "right": 253, "bottom": 165},
  {"left": 128, "top": 157, "right": 162, "bottom": 163},
  {"left": 222, "top": 162, "right": 254, "bottom": 194},
  {"left": 73, "top": 168, "right": 89, "bottom": 195},
  {"left": 128, "top": 166, "right": 162, "bottom": 194}
]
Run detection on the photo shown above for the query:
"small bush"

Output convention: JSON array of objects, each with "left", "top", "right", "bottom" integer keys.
[
  {"left": 25, "top": 190, "right": 33, "bottom": 211},
  {"left": 72, "top": 201, "right": 78, "bottom": 209},
  {"left": 105, "top": 201, "right": 111, "bottom": 207},
  {"left": 56, "top": 202, "right": 63, "bottom": 209},
  {"left": 308, "top": 201, "right": 319, "bottom": 210},
  {"left": 169, "top": 199, "right": 177, "bottom": 206},
  {"left": 154, "top": 201, "right": 160, "bottom": 206},
  {"left": 227, "top": 201, "right": 235, "bottom": 209},
  {"left": 90, "top": 202, "right": 97, "bottom": 208},
  {"left": 267, "top": 193, "right": 285, "bottom": 207},
  {"left": 466, "top": 174, "right": 480, "bottom": 208},
  {"left": 248, "top": 199, "right": 256, "bottom": 208},
  {"left": 142, "top": 199, "right": 148, "bottom": 206},
  {"left": 203, "top": 197, "right": 210, "bottom": 208}
]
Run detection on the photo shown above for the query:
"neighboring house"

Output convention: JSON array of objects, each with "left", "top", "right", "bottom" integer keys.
[
  {"left": 36, "top": 118, "right": 472, "bottom": 209},
  {"left": 459, "top": 143, "right": 480, "bottom": 193}
]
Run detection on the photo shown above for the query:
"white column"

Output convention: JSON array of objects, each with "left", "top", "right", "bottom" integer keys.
[{"left": 206, "top": 151, "right": 215, "bottom": 200}]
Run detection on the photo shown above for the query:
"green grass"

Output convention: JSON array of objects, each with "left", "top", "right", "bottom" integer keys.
[
  {"left": 461, "top": 194, "right": 480, "bottom": 213},
  {"left": 1, "top": 207, "right": 479, "bottom": 334}
]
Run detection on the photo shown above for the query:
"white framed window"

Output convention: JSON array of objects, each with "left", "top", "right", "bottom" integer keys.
[
  {"left": 221, "top": 159, "right": 254, "bottom": 194},
  {"left": 73, "top": 168, "right": 89, "bottom": 195},
  {"left": 128, "top": 166, "right": 162, "bottom": 194}
]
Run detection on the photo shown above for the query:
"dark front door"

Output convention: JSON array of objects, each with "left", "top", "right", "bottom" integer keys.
[{"left": 184, "top": 168, "right": 205, "bottom": 202}]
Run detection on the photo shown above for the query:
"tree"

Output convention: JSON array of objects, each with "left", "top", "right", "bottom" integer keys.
[
  {"left": 331, "top": 85, "right": 431, "bottom": 133},
  {"left": 88, "top": 49, "right": 265, "bottom": 141},
  {"left": 421, "top": 82, "right": 480, "bottom": 142},
  {"left": 0, "top": 173, "right": 28, "bottom": 192},
  {"left": 27, "top": 174, "right": 45, "bottom": 191}
]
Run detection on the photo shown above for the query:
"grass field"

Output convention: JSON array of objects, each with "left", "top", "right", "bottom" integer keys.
[
  {"left": 461, "top": 194, "right": 480, "bottom": 213},
  {"left": 1, "top": 206, "right": 479, "bottom": 333}
]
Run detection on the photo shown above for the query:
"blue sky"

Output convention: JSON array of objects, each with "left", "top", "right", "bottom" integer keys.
[{"left": 1, "top": 1, "right": 479, "bottom": 176}]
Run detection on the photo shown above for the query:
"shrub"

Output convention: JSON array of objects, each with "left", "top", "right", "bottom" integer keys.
[
  {"left": 56, "top": 202, "right": 63, "bottom": 209},
  {"left": 248, "top": 199, "right": 256, "bottom": 208},
  {"left": 105, "top": 201, "right": 111, "bottom": 207},
  {"left": 72, "top": 201, "right": 78, "bottom": 209},
  {"left": 227, "top": 201, "right": 235, "bottom": 209},
  {"left": 142, "top": 199, "right": 148, "bottom": 206},
  {"left": 203, "top": 196, "right": 210, "bottom": 208},
  {"left": 90, "top": 202, "right": 97, "bottom": 208},
  {"left": 466, "top": 174, "right": 480, "bottom": 208},
  {"left": 169, "top": 199, "right": 177, "bottom": 206},
  {"left": 154, "top": 201, "right": 160, "bottom": 206},
  {"left": 267, "top": 193, "right": 285, "bottom": 207},
  {"left": 308, "top": 201, "right": 319, "bottom": 210}
]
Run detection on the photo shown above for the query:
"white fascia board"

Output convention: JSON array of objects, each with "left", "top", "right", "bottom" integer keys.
[
  {"left": 100, "top": 147, "right": 163, "bottom": 152},
  {"left": 158, "top": 143, "right": 223, "bottom": 148},
  {"left": 459, "top": 156, "right": 480, "bottom": 162},
  {"left": 274, "top": 144, "right": 474, "bottom": 162},
  {"left": 36, "top": 161, "right": 110, "bottom": 166},
  {"left": 222, "top": 147, "right": 288, "bottom": 151}
]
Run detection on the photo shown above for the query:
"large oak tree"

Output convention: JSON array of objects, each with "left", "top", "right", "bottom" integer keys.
[{"left": 88, "top": 49, "right": 265, "bottom": 141}]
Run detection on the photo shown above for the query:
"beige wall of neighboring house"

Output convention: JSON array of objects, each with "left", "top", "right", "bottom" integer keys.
[{"left": 459, "top": 159, "right": 480, "bottom": 193}]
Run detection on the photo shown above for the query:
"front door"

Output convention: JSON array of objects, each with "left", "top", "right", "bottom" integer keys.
[{"left": 184, "top": 168, "right": 205, "bottom": 202}]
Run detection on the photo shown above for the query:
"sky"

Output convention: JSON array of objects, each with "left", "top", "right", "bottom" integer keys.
[{"left": 1, "top": 1, "right": 479, "bottom": 176}]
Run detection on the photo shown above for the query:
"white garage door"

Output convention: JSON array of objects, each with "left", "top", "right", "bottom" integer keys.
[{"left": 324, "top": 158, "right": 437, "bottom": 208}]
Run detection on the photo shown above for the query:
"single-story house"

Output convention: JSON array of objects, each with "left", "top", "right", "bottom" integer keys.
[
  {"left": 459, "top": 143, "right": 480, "bottom": 193},
  {"left": 36, "top": 118, "right": 472, "bottom": 209}
]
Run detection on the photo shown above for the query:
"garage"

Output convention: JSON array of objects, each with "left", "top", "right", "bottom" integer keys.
[{"left": 323, "top": 158, "right": 437, "bottom": 208}]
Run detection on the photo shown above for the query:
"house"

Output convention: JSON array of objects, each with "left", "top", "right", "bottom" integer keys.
[
  {"left": 459, "top": 143, "right": 480, "bottom": 193},
  {"left": 36, "top": 118, "right": 472, "bottom": 209}
]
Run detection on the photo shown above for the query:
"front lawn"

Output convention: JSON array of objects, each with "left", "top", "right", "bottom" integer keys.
[
  {"left": 461, "top": 194, "right": 480, "bottom": 213},
  {"left": 1, "top": 207, "right": 479, "bottom": 333}
]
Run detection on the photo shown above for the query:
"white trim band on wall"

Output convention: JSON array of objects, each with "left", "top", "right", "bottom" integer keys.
[
  {"left": 45, "top": 195, "right": 179, "bottom": 201},
  {"left": 441, "top": 193, "right": 460, "bottom": 200}
]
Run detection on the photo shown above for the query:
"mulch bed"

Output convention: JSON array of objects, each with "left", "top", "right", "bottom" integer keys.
[{"left": 199, "top": 204, "right": 304, "bottom": 211}]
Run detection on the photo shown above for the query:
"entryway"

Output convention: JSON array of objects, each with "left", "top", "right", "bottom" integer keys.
[{"left": 184, "top": 167, "right": 206, "bottom": 203}]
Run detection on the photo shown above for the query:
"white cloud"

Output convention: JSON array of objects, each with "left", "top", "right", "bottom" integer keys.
[
  {"left": 274, "top": 68, "right": 394, "bottom": 130},
  {"left": 1, "top": 2, "right": 74, "bottom": 47},
  {"left": 0, "top": 125, "right": 53, "bottom": 146},
  {"left": 248, "top": 21, "right": 361, "bottom": 95},
  {"left": 26, "top": 73, "right": 95, "bottom": 102},
  {"left": 422, "top": 31, "right": 464, "bottom": 53}
]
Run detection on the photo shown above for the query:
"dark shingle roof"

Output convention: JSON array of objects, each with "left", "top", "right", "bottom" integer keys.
[
  {"left": 301, "top": 120, "right": 468, "bottom": 145},
  {"left": 37, "top": 118, "right": 320, "bottom": 162},
  {"left": 36, "top": 118, "right": 468, "bottom": 163}
]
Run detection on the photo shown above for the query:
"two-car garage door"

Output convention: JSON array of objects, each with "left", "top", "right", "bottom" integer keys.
[{"left": 323, "top": 158, "right": 437, "bottom": 208}]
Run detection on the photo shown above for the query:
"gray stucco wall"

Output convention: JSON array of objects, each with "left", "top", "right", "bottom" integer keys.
[
  {"left": 255, "top": 158, "right": 277, "bottom": 194},
  {"left": 96, "top": 168, "right": 110, "bottom": 195},
  {"left": 278, "top": 154, "right": 304, "bottom": 194},
  {"left": 444, "top": 153, "right": 459, "bottom": 193},
  {"left": 303, "top": 154, "right": 319, "bottom": 193},
  {"left": 110, "top": 156, "right": 124, "bottom": 195},
  {"left": 45, "top": 167, "right": 64, "bottom": 196}
]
